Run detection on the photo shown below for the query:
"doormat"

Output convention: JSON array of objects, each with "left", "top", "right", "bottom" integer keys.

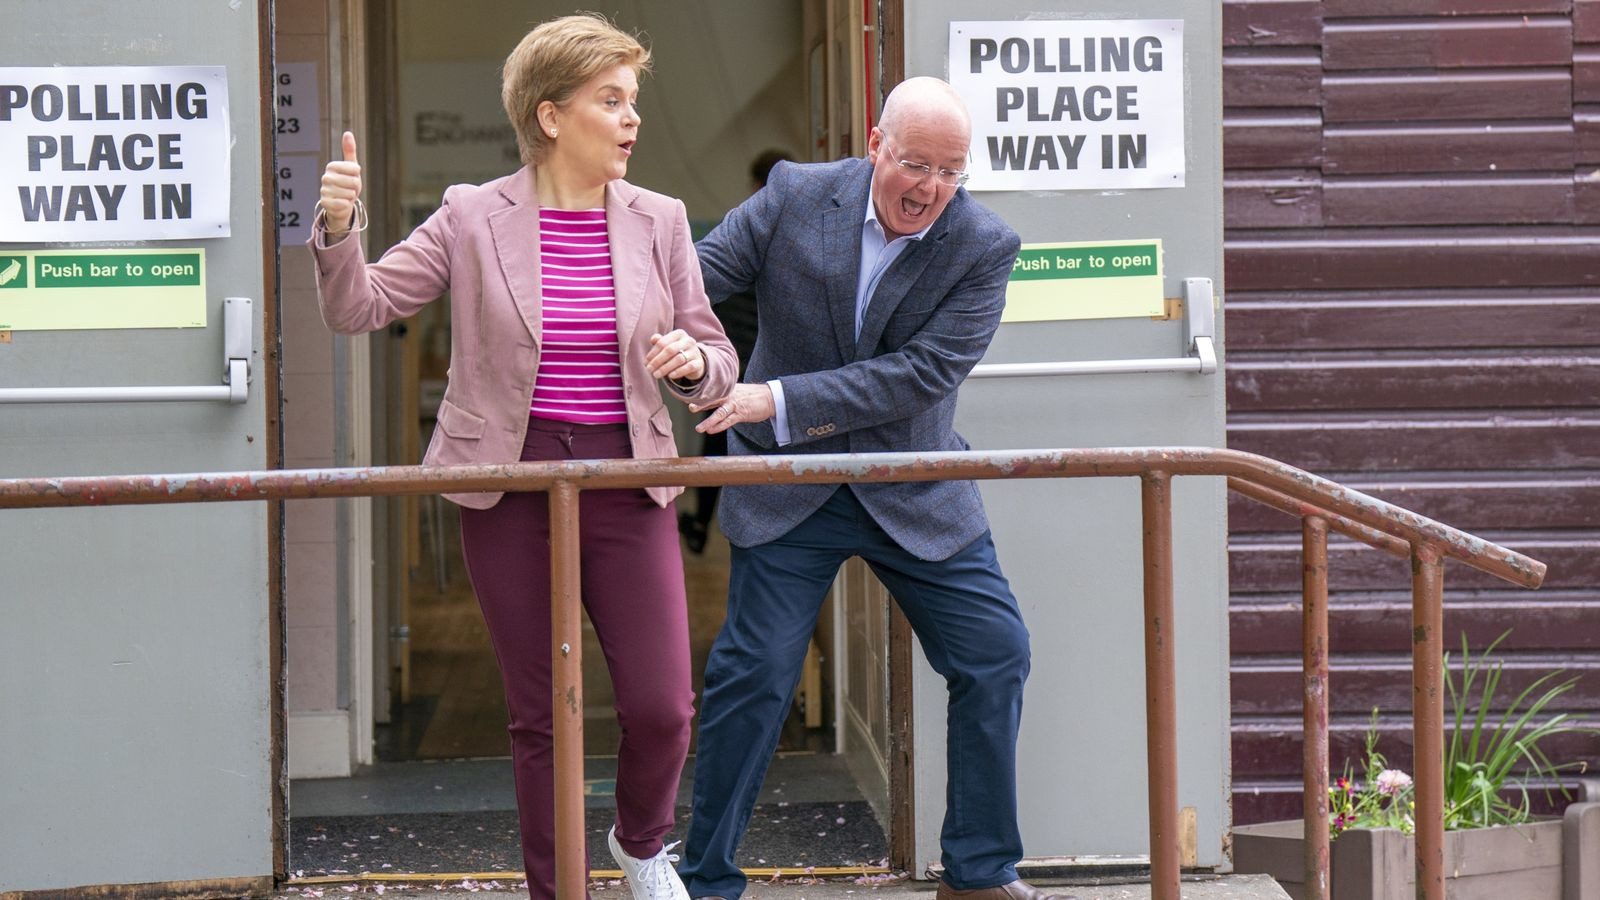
[{"left": 289, "top": 801, "right": 887, "bottom": 877}]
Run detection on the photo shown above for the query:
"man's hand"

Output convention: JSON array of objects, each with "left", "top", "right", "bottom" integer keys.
[{"left": 692, "top": 383, "right": 776, "bottom": 434}]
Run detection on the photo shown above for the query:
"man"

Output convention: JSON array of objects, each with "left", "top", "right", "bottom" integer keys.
[{"left": 677, "top": 77, "right": 1073, "bottom": 900}]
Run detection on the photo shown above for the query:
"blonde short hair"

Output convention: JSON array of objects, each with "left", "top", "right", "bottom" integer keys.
[{"left": 502, "top": 13, "right": 652, "bottom": 166}]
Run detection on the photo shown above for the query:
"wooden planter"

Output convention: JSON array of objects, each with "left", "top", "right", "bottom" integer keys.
[{"left": 1233, "top": 802, "right": 1600, "bottom": 900}]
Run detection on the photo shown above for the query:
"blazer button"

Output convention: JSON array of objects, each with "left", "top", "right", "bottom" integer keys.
[{"left": 631, "top": 425, "right": 639, "bottom": 435}]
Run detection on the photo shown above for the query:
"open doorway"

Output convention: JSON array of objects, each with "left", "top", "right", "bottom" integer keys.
[
  {"left": 287, "top": 0, "right": 910, "bottom": 880},
  {"left": 374, "top": 0, "right": 819, "bottom": 764}
]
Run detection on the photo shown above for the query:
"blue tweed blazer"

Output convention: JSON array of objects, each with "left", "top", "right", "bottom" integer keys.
[{"left": 697, "top": 157, "right": 1022, "bottom": 561}]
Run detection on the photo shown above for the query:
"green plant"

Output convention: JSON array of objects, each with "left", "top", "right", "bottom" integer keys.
[
  {"left": 1327, "top": 630, "right": 1592, "bottom": 841},
  {"left": 1442, "top": 630, "right": 1589, "bottom": 830},
  {"left": 1329, "top": 709, "right": 1414, "bottom": 838}
]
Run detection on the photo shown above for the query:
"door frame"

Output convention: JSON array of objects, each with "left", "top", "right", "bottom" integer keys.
[
  {"left": 874, "top": 0, "right": 915, "bottom": 873},
  {"left": 319, "top": 0, "right": 914, "bottom": 875},
  {"left": 263, "top": 0, "right": 287, "bottom": 881}
]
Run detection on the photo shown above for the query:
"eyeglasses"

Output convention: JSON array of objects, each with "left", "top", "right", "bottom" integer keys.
[{"left": 893, "top": 158, "right": 969, "bottom": 187}]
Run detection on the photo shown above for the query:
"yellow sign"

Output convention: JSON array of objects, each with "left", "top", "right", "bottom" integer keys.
[
  {"left": 0, "top": 248, "right": 206, "bottom": 330},
  {"left": 1003, "top": 239, "right": 1163, "bottom": 322}
]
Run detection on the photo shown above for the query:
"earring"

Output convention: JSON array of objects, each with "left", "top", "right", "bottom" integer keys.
[{"left": 549, "top": 129, "right": 558, "bottom": 138}]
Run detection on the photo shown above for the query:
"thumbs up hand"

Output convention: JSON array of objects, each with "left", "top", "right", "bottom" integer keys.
[{"left": 319, "top": 131, "right": 363, "bottom": 236}]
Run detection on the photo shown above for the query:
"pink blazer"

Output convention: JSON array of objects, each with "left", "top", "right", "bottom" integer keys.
[{"left": 309, "top": 167, "right": 737, "bottom": 509}]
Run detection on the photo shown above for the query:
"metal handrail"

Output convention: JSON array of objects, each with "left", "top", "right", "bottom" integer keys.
[
  {"left": 1226, "top": 476, "right": 1399, "bottom": 899},
  {"left": 0, "top": 447, "right": 1546, "bottom": 900},
  {"left": 1227, "top": 477, "right": 1411, "bottom": 560},
  {"left": 0, "top": 448, "right": 1542, "bottom": 586}
]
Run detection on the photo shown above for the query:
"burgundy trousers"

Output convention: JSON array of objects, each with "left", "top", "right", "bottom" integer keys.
[{"left": 459, "top": 417, "right": 694, "bottom": 900}]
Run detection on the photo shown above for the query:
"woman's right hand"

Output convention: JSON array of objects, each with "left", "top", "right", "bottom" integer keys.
[{"left": 319, "top": 131, "right": 362, "bottom": 235}]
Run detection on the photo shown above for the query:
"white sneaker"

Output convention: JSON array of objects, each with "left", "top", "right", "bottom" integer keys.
[{"left": 607, "top": 824, "right": 690, "bottom": 900}]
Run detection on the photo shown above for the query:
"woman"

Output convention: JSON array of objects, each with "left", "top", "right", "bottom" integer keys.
[{"left": 310, "top": 15, "right": 734, "bottom": 900}]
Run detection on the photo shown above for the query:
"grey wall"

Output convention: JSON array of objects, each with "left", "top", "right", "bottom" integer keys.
[
  {"left": 905, "top": 0, "right": 1231, "bottom": 874},
  {"left": 0, "top": 1, "right": 272, "bottom": 890}
]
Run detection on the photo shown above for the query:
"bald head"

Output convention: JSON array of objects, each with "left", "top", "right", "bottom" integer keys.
[
  {"left": 866, "top": 77, "right": 973, "bottom": 240},
  {"left": 877, "top": 77, "right": 971, "bottom": 147}
]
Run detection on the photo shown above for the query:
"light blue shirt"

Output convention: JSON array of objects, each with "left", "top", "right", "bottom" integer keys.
[{"left": 768, "top": 182, "right": 932, "bottom": 445}]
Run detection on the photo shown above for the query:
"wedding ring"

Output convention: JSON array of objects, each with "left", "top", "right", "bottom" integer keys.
[{"left": 678, "top": 349, "right": 690, "bottom": 364}]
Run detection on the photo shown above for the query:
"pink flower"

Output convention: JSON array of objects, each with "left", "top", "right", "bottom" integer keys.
[
  {"left": 1335, "top": 777, "right": 1352, "bottom": 793},
  {"left": 1376, "top": 769, "right": 1412, "bottom": 797}
]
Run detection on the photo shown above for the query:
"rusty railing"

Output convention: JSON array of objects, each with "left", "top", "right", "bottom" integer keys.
[{"left": 0, "top": 447, "right": 1546, "bottom": 900}]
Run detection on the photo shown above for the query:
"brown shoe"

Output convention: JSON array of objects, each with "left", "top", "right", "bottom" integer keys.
[{"left": 934, "top": 879, "right": 1078, "bottom": 900}]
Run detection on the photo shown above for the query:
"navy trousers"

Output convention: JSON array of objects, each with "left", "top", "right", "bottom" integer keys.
[{"left": 680, "top": 486, "right": 1032, "bottom": 898}]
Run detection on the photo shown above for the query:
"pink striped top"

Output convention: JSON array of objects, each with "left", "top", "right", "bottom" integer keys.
[{"left": 531, "top": 208, "right": 627, "bottom": 424}]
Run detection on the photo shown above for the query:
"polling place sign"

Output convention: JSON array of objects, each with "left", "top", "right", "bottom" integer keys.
[
  {"left": 950, "top": 20, "right": 1184, "bottom": 192},
  {"left": 0, "top": 66, "right": 230, "bottom": 241}
]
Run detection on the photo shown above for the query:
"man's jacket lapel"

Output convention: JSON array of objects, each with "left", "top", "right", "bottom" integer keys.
[
  {"left": 853, "top": 180, "right": 966, "bottom": 360},
  {"left": 855, "top": 232, "right": 939, "bottom": 359},
  {"left": 822, "top": 166, "right": 870, "bottom": 363}
]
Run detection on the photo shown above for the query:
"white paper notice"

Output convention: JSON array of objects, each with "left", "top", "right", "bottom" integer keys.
[
  {"left": 950, "top": 20, "right": 1185, "bottom": 192},
  {"left": 275, "top": 153, "right": 319, "bottom": 245},
  {"left": 0, "top": 66, "right": 231, "bottom": 241},
  {"left": 273, "top": 62, "right": 321, "bottom": 154}
]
